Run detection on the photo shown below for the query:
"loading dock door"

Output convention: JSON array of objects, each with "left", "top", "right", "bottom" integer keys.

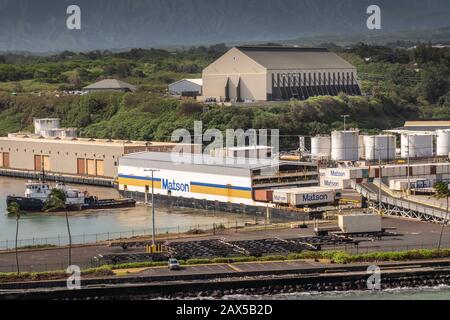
[
  {"left": 77, "top": 158, "right": 86, "bottom": 175},
  {"left": 96, "top": 160, "right": 104, "bottom": 176},
  {"left": 42, "top": 156, "right": 50, "bottom": 171},
  {"left": 3, "top": 153, "right": 9, "bottom": 168},
  {"left": 34, "top": 155, "right": 42, "bottom": 171},
  {"left": 86, "top": 159, "right": 96, "bottom": 176}
]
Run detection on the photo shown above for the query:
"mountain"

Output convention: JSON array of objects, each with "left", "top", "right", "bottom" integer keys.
[{"left": 0, "top": 0, "right": 449, "bottom": 52}]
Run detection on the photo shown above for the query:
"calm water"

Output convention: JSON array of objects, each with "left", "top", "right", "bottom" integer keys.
[
  {"left": 0, "top": 176, "right": 257, "bottom": 245},
  {"left": 223, "top": 286, "right": 450, "bottom": 300}
]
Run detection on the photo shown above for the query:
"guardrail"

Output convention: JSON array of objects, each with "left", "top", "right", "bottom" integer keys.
[{"left": 352, "top": 180, "right": 449, "bottom": 222}]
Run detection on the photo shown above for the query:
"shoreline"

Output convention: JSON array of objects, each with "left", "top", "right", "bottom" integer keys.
[{"left": 2, "top": 258, "right": 450, "bottom": 299}]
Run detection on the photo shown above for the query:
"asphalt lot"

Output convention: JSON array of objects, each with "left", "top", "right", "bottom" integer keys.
[{"left": 1, "top": 217, "right": 450, "bottom": 273}]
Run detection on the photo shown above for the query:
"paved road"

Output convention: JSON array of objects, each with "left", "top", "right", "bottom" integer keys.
[
  {"left": 129, "top": 260, "right": 323, "bottom": 278},
  {"left": 1, "top": 217, "right": 450, "bottom": 273}
]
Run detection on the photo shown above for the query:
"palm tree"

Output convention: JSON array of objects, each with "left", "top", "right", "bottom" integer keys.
[
  {"left": 44, "top": 188, "right": 72, "bottom": 266},
  {"left": 7, "top": 202, "right": 22, "bottom": 274},
  {"left": 434, "top": 182, "right": 449, "bottom": 254}
]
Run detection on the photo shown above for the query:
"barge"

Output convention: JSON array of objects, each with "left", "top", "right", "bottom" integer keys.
[{"left": 7, "top": 181, "right": 135, "bottom": 213}]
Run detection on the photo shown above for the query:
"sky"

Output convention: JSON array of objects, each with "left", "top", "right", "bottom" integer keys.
[{"left": 0, "top": 0, "right": 449, "bottom": 52}]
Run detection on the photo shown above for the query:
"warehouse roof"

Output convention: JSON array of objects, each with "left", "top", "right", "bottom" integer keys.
[
  {"left": 83, "top": 79, "right": 137, "bottom": 92},
  {"left": 236, "top": 46, "right": 355, "bottom": 70},
  {"left": 169, "top": 79, "right": 203, "bottom": 86},
  {"left": 385, "top": 120, "right": 450, "bottom": 133},
  {"left": 119, "top": 151, "right": 312, "bottom": 176},
  {"left": 0, "top": 135, "right": 179, "bottom": 147}
]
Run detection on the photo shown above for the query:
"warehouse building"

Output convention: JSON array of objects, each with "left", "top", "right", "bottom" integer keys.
[
  {"left": 118, "top": 152, "right": 318, "bottom": 207},
  {"left": 168, "top": 79, "right": 202, "bottom": 97},
  {"left": 202, "top": 46, "right": 361, "bottom": 102},
  {"left": 0, "top": 135, "right": 187, "bottom": 180}
]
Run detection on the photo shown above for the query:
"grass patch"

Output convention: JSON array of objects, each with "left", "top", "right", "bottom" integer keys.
[{"left": 0, "top": 266, "right": 114, "bottom": 283}]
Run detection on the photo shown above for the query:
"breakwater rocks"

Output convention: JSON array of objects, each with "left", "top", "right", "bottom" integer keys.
[{"left": 115, "top": 272, "right": 450, "bottom": 300}]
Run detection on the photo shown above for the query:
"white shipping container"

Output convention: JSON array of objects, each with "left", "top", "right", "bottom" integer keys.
[
  {"left": 338, "top": 214, "right": 382, "bottom": 233},
  {"left": 320, "top": 177, "right": 351, "bottom": 189},
  {"left": 272, "top": 190, "right": 290, "bottom": 204},
  {"left": 290, "top": 189, "right": 335, "bottom": 206},
  {"left": 325, "top": 168, "right": 351, "bottom": 180}
]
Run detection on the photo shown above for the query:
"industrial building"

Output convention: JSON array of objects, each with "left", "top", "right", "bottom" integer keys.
[
  {"left": 202, "top": 46, "right": 361, "bottom": 102},
  {"left": 83, "top": 79, "right": 137, "bottom": 93},
  {"left": 168, "top": 79, "right": 202, "bottom": 96},
  {"left": 0, "top": 135, "right": 186, "bottom": 180},
  {"left": 118, "top": 152, "right": 319, "bottom": 207},
  {"left": 33, "top": 118, "right": 77, "bottom": 138}
]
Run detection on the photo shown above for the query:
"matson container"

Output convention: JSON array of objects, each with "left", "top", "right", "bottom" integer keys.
[
  {"left": 338, "top": 214, "right": 382, "bottom": 233},
  {"left": 272, "top": 189, "right": 291, "bottom": 204},
  {"left": 320, "top": 177, "right": 351, "bottom": 189},
  {"left": 288, "top": 187, "right": 336, "bottom": 206},
  {"left": 253, "top": 190, "right": 273, "bottom": 202}
]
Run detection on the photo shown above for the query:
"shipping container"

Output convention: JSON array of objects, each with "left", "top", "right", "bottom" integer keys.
[
  {"left": 320, "top": 177, "right": 351, "bottom": 189},
  {"left": 272, "top": 190, "right": 290, "bottom": 204},
  {"left": 289, "top": 188, "right": 336, "bottom": 206},
  {"left": 253, "top": 189, "right": 273, "bottom": 202},
  {"left": 338, "top": 214, "right": 382, "bottom": 233}
]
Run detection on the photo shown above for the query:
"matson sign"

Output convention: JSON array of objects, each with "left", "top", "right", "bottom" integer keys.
[{"left": 162, "top": 179, "right": 190, "bottom": 192}]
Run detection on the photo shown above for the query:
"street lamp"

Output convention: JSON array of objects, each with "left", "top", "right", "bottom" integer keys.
[
  {"left": 376, "top": 147, "right": 383, "bottom": 214},
  {"left": 144, "top": 169, "right": 160, "bottom": 247},
  {"left": 341, "top": 115, "right": 350, "bottom": 131}
]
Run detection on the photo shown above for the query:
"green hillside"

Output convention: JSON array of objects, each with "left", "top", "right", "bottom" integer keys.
[{"left": 0, "top": 43, "right": 448, "bottom": 149}]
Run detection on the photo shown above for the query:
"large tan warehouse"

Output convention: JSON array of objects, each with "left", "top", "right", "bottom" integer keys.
[
  {"left": 202, "top": 46, "right": 361, "bottom": 102},
  {"left": 0, "top": 134, "right": 185, "bottom": 180}
]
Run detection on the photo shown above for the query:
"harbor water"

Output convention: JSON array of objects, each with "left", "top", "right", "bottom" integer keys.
[
  {"left": 0, "top": 176, "right": 258, "bottom": 248},
  {"left": 222, "top": 286, "right": 450, "bottom": 300}
]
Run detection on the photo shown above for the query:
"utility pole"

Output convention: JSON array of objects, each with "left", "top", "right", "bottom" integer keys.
[
  {"left": 144, "top": 169, "right": 160, "bottom": 247},
  {"left": 341, "top": 115, "right": 350, "bottom": 131},
  {"left": 376, "top": 148, "right": 382, "bottom": 214}
]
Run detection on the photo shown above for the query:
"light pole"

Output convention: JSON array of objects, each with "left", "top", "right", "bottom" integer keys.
[
  {"left": 376, "top": 147, "right": 382, "bottom": 214},
  {"left": 341, "top": 115, "right": 350, "bottom": 131},
  {"left": 144, "top": 169, "right": 160, "bottom": 247},
  {"left": 406, "top": 134, "right": 411, "bottom": 197}
]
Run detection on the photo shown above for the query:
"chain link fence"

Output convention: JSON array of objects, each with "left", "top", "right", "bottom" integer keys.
[{"left": 0, "top": 219, "right": 254, "bottom": 250}]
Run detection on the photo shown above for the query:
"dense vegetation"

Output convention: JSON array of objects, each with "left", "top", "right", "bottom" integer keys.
[{"left": 0, "top": 43, "right": 448, "bottom": 149}]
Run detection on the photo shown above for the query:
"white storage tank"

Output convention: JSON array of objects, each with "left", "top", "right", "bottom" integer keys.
[
  {"left": 364, "top": 135, "right": 396, "bottom": 161},
  {"left": 311, "top": 136, "right": 331, "bottom": 159},
  {"left": 331, "top": 130, "right": 359, "bottom": 161},
  {"left": 401, "top": 134, "right": 433, "bottom": 158},
  {"left": 437, "top": 129, "right": 450, "bottom": 157},
  {"left": 358, "top": 135, "right": 366, "bottom": 159}
]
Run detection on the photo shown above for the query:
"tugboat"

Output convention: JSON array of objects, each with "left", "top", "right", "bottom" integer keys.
[{"left": 7, "top": 180, "right": 135, "bottom": 213}]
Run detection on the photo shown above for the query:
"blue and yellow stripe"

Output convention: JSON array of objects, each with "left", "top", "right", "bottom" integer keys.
[
  {"left": 117, "top": 174, "right": 252, "bottom": 199},
  {"left": 118, "top": 174, "right": 162, "bottom": 189}
]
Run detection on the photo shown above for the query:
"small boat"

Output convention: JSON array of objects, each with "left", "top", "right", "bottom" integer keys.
[{"left": 7, "top": 181, "right": 135, "bottom": 213}]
